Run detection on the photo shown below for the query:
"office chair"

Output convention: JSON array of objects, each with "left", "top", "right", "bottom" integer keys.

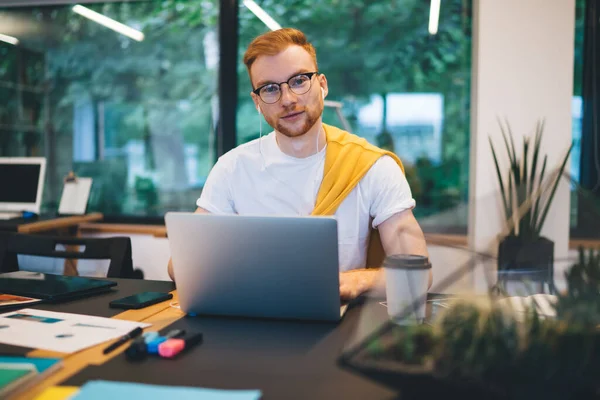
[{"left": 0, "top": 232, "right": 143, "bottom": 279}]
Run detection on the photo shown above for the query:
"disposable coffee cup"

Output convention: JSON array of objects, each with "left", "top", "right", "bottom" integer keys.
[{"left": 383, "top": 254, "right": 431, "bottom": 324}]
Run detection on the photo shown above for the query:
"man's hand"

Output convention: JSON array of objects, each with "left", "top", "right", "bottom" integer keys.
[{"left": 339, "top": 269, "right": 382, "bottom": 301}]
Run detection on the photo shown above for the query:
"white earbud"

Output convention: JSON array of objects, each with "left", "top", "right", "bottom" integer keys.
[
  {"left": 257, "top": 106, "right": 262, "bottom": 115},
  {"left": 321, "top": 88, "right": 325, "bottom": 100}
]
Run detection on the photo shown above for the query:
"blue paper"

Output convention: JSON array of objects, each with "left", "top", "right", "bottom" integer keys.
[{"left": 72, "top": 380, "right": 262, "bottom": 400}]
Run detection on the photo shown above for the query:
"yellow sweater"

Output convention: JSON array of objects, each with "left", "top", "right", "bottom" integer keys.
[{"left": 311, "top": 123, "right": 405, "bottom": 267}]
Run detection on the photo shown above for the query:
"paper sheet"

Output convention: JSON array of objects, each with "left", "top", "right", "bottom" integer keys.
[
  {"left": 58, "top": 178, "right": 92, "bottom": 215},
  {"left": 72, "top": 381, "right": 262, "bottom": 400},
  {"left": 0, "top": 309, "right": 150, "bottom": 353}
]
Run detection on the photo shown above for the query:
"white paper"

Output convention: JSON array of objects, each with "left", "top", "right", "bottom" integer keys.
[
  {"left": 0, "top": 309, "right": 150, "bottom": 353},
  {"left": 58, "top": 178, "right": 93, "bottom": 215}
]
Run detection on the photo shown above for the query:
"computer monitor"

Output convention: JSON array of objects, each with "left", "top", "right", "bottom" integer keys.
[{"left": 0, "top": 157, "right": 46, "bottom": 214}]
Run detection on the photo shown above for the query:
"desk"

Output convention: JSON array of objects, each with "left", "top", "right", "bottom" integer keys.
[
  {"left": 11, "top": 280, "right": 471, "bottom": 400},
  {"left": 11, "top": 282, "right": 400, "bottom": 399},
  {"left": 64, "top": 297, "right": 472, "bottom": 400},
  {"left": 6, "top": 278, "right": 174, "bottom": 400}
]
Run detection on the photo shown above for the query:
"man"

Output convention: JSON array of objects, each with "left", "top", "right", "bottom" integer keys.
[{"left": 168, "top": 28, "right": 430, "bottom": 299}]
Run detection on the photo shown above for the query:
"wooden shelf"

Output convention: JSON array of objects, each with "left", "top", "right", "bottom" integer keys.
[
  {"left": 75, "top": 224, "right": 600, "bottom": 249},
  {"left": 78, "top": 222, "right": 167, "bottom": 238},
  {"left": 17, "top": 213, "right": 104, "bottom": 234},
  {"left": 424, "top": 233, "right": 600, "bottom": 250}
]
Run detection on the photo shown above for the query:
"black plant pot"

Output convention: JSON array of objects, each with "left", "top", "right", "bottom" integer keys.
[{"left": 497, "top": 235, "right": 555, "bottom": 293}]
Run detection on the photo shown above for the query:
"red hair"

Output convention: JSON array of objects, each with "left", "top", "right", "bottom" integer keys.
[{"left": 243, "top": 28, "right": 318, "bottom": 76}]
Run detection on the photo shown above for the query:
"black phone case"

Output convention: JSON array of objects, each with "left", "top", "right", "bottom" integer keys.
[{"left": 109, "top": 293, "right": 173, "bottom": 309}]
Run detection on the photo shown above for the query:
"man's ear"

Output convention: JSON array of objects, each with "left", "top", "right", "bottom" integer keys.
[
  {"left": 251, "top": 92, "right": 261, "bottom": 113},
  {"left": 318, "top": 73, "right": 329, "bottom": 99}
]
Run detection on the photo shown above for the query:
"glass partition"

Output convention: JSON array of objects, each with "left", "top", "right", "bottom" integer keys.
[
  {"left": 237, "top": 0, "right": 473, "bottom": 230},
  {"left": 0, "top": 0, "right": 219, "bottom": 217}
]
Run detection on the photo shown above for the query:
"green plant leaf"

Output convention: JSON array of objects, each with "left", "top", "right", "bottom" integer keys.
[
  {"left": 529, "top": 120, "right": 543, "bottom": 227},
  {"left": 508, "top": 172, "right": 515, "bottom": 235},
  {"left": 520, "top": 136, "right": 530, "bottom": 238},
  {"left": 489, "top": 136, "right": 510, "bottom": 222},
  {"left": 503, "top": 118, "right": 522, "bottom": 193},
  {"left": 497, "top": 118, "right": 518, "bottom": 179},
  {"left": 535, "top": 141, "right": 574, "bottom": 235},
  {"left": 504, "top": 117, "right": 518, "bottom": 169},
  {"left": 532, "top": 155, "right": 548, "bottom": 233}
]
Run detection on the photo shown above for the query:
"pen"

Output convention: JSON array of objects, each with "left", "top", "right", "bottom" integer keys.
[{"left": 103, "top": 326, "right": 143, "bottom": 355}]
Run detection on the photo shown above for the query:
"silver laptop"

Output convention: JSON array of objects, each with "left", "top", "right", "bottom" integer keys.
[
  {"left": 165, "top": 212, "right": 347, "bottom": 322},
  {"left": 0, "top": 157, "right": 46, "bottom": 220}
]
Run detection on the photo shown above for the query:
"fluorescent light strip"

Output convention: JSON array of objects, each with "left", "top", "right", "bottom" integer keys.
[
  {"left": 72, "top": 4, "right": 144, "bottom": 42},
  {"left": 243, "top": 0, "right": 282, "bottom": 31},
  {"left": 428, "top": 0, "right": 441, "bottom": 35},
  {"left": 0, "top": 33, "right": 19, "bottom": 46}
]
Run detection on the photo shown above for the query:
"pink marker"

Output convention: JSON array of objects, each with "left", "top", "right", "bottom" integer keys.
[{"left": 158, "top": 332, "right": 203, "bottom": 358}]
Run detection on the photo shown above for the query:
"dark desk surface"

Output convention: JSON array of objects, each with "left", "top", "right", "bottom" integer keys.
[
  {"left": 0, "top": 278, "right": 174, "bottom": 356},
  {"left": 9, "top": 278, "right": 462, "bottom": 400},
  {"left": 31, "top": 278, "right": 175, "bottom": 317},
  {"left": 65, "top": 298, "right": 399, "bottom": 400}
]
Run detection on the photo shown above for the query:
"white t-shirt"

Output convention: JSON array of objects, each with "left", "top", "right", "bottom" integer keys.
[{"left": 197, "top": 130, "right": 416, "bottom": 271}]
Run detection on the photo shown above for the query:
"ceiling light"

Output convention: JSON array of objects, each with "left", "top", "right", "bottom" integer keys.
[
  {"left": 243, "top": 0, "right": 281, "bottom": 31},
  {"left": 0, "top": 33, "right": 19, "bottom": 46},
  {"left": 72, "top": 4, "right": 144, "bottom": 42},
  {"left": 428, "top": 0, "right": 440, "bottom": 35}
]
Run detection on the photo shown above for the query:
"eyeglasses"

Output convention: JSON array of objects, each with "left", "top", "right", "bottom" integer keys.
[{"left": 253, "top": 72, "right": 319, "bottom": 104}]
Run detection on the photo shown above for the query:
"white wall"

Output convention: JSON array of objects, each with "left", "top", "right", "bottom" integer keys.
[{"left": 468, "top": 0, "right": 575, "bottom": 292}]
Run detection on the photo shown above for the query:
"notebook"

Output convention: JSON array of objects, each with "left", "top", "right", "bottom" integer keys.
[
  {"left": 0, "top": 357, "right": 63, "bottom": 397},
  {"left": 0, "top": 363, "right": 37, "bottom": 398},
  {"left": 0, "top": 272, "right": 116, "bottom": 301}
]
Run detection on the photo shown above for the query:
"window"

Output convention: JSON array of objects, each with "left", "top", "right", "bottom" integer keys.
[
  {"left": 0, "top": 0, "right": 219, "bottom": 218},
  {"left": 237, "top": 0, "right": 472, "bottom": 229},
  {"left": 570, "top": 0, "right": 585, "bottom": 228},
  {"left": 572, "top": 0, "right": 600, "bottom": 237}
]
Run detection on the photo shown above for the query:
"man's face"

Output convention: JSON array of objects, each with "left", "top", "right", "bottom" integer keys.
[{"left": 250, "top": 45, "right": 328, "bottom": 138}]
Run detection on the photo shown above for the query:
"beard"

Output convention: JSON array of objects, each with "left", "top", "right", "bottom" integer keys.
[{"left": 268, "top": 102, "right": 322, "bottom": 138}]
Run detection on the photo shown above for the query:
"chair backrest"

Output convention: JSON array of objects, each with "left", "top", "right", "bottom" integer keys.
[
  {"left": 366, "top": 228, "right": 386, "bottom": 268},
  {"left": 0, "top": 232, "right": 135, "bottom": 278}
]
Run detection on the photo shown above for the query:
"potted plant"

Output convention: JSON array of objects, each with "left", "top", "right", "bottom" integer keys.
[
  {"left": 555, "top": 247, "right": 600, "bottom": 325},
  {"left": 339, "top": 248, "right": 600, "bottom": 399},
  {"left": 489, "top": 119, "right": 573, "bottom": 286}
]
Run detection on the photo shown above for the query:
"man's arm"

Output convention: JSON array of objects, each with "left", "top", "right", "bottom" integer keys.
[
  {"left": 378, "top": 209, "right": 431, "bottom": 286},
  {"left": 339, "top": 210, "right": 430, "bottom": 300},
  {"left": 340, "top": 210, "right": 433, "bottom": 300},
  {"left": 167, "top": 207, "right": 210, "bottom": 281}
]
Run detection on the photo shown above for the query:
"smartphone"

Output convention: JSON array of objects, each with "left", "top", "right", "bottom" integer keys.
[{"left": 109, "top": 292, "right": 173, "bottom": 310}]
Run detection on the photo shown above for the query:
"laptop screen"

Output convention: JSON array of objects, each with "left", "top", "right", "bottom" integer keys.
[
  {"left": 0, "top": 164, "right": 41, "bottom": 203},
  {"left": 0, "top": 158, "right": 46, "bottom": 213}
]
